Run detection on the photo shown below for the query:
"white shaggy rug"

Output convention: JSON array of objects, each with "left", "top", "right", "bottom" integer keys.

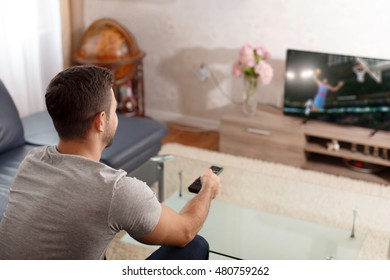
[{"left": 107, "top": 143, "right": 390, "bottom": 260}]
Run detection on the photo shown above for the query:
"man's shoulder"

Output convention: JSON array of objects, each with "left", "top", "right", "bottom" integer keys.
[
  {"left": 20, "top": 145, "right": 51, "bottom": 163},
  {"left": 28, "top": 145, "right": 49, "bottom": 154},
  {"left": 25, "top": 145, "right": 127, "bottom": 180},
  {"left": 26, "top": 145, "right": 58, "bottom": 158}
]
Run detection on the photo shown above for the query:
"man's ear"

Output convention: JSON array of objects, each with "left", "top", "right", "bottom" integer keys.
[{"left": 93, "top": 112, "right": 106, "bottom": 132}]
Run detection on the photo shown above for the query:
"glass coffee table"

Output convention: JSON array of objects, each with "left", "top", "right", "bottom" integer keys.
[{"left": 124, "top": 154, "right": 390, "bottom": 260}]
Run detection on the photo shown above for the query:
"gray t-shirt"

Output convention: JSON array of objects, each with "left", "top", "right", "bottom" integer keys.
[{"left": 0, "top": 146, "right": 161, "bottom": 259}]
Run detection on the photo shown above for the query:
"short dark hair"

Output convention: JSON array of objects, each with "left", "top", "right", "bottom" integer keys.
[{"left": 45, "top": 65, "right": 114, "bottom": 140}]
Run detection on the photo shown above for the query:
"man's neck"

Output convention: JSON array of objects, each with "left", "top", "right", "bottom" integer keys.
[{"left": 56, "top": 138, "right": 103, "bottom": 162}]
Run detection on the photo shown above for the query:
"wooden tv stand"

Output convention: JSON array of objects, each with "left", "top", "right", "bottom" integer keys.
[{"left": 220, "top": 104, "right": 390, "bottom": 185}]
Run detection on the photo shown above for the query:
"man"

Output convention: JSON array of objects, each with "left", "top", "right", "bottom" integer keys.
[
  {"left": 0, "top": 65, "right": 221, "bottom": 259},
  {"left": 310, "top": 68, "right": 344, "bottom": 112}
]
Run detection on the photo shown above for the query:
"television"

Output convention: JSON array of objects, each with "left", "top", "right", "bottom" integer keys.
[{"left": 283, "top": 49, "right": 390, "bottom": 132}]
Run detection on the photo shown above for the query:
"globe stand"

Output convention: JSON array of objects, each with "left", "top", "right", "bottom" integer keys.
[{"left": 73, "top": 18, "right": 145, "bottom": 116}]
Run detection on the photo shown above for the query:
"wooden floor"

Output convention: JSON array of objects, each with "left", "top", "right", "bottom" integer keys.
[{"left": 161, "top": 123, "right": 220, "bottom": 152}]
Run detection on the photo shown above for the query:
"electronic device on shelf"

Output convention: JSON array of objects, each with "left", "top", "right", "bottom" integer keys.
[
  {"left": 342, "top": 159, "right": 387, "bottom": 174},
  {"left": 283, "top": 49, "right": 390, "bottom": 132}
]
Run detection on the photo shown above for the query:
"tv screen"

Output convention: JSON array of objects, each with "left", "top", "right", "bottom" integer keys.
[{"left": 283, "top": 49, "right": 390, "bottom": 131}]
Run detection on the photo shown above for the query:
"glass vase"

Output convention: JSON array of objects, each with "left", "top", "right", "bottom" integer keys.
[{"left": 242, "top": 76, "right": 258, "bottom": 116}]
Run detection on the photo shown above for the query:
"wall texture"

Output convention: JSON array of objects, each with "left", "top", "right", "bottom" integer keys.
[{"left": 84, "top": 0, "right": 390, "bottom": 128}]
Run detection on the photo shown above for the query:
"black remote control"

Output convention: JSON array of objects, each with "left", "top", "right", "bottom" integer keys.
[{"left": 188, "top": 165, "right": 223, "bottom": 193}]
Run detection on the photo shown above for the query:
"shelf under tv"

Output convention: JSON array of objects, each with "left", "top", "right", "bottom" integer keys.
[
  {"left": 302, "top": 119, "right": 390, "bottom": 185},
  {"left": 220, "top": 104, "right": 390, "bottom": 185},
  {"left": 304, "top": 142, "right": 390, "bottom": 167},
  {"left": 303, "top": 154, "right": 390, "bottom": 185}
]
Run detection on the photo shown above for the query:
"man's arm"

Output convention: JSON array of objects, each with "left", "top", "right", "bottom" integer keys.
[{"left": 136, "top": 169, "right": 221, "bottom": 247}]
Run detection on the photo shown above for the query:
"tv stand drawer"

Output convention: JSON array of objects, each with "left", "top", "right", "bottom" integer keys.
[{"left": 220, "top": 106, "right": 305, "bottom": 167}]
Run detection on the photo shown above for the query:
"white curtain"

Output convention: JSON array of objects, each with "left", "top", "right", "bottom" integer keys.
[{"left": 0, "top": 0, "right": 63, "bottom": 117}]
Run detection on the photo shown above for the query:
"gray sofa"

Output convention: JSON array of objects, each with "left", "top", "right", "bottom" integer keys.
[{"left": 0, "top": 80, "right": 168, "bottom": 219}]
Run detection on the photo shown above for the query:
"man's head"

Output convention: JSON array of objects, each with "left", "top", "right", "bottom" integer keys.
[{"left": 45, "top": 65, "right": 117, "bottom": 146}]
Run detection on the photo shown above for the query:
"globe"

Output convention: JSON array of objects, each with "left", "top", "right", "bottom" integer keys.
[{"left": 73, "top": 18, "right": 145, "bottom": 83}]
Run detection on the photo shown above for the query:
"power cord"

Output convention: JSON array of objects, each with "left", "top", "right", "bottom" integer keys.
[
  {"left": 199, "top": 63, "right": 242, "bottom": 105},
  {"left": 165, "top": 63, "right": 242, "bottom": 133}
]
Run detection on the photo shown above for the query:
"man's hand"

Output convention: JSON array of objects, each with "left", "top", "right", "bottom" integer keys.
[
  {"left": 137, "top": 167, "right": 222, "bottom": 247},
  {"left": 199, "top": 169, "right": 221, "bottom": 199}
]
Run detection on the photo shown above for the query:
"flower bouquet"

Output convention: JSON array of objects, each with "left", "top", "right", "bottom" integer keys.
[{"left": 232, "top": 44, "right": 273, "bottom": 115}]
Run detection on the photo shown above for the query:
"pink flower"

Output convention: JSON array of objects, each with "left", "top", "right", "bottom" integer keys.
[
  {"left": 233, "top": 43, "right": 273, "bottom": 85},
  {"left": 239, "top": 44, "right": 256, "bottom": 67},
  {"left": 232, "top": 61, "right": 243, "bottom": 78},
  {"left": 255, "top": 61, "right": 273, "bottom": 85},
  {"left": 256, "top": 47, "right": 271, "bottom": 60}
]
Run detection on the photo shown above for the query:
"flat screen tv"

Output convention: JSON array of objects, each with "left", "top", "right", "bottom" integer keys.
[{"left": 283, "top": 49, "right": 390, "bottom": 132}]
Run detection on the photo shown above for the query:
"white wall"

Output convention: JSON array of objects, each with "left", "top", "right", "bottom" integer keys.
[{"left": 84, "top": 0, "right": 390, "bottom": 129}]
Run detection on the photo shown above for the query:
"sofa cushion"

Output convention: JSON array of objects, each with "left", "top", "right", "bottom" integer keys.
[
  {"left": 101, "top": 116, "right": 168, "bottom": 171},
  {"left": 22, "top": 112, "right": 168, "bottom": 172},
  {"left": 21, "top": 111, "right": 58, "bottom": 146},
  {"left": 0, "top": 145, "right": 36, "bottom": 220},
  {"left": 0, "top": 80, "right": 25, "bottom": 153}
]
